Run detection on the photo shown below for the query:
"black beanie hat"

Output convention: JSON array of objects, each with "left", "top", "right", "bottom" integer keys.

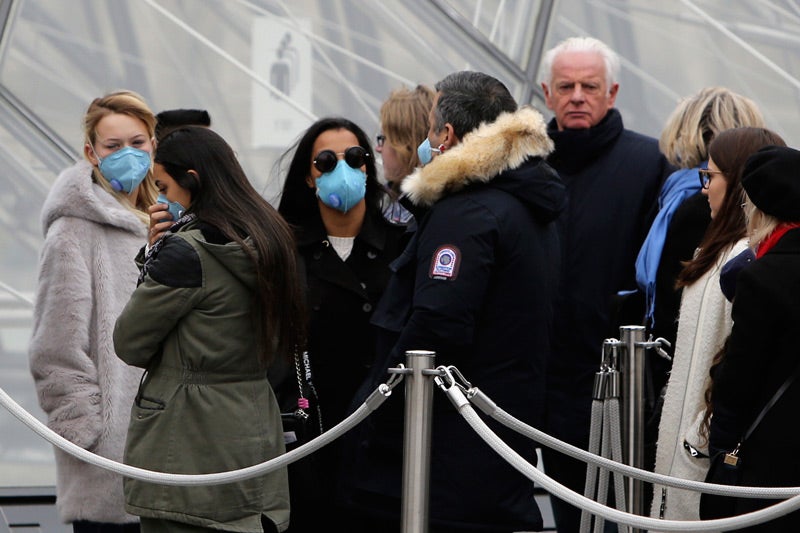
[
  {"left": 741, "top": 145, "right": 800, "bottom": 221},
  {"left": 155, "top": 109, "right": 211, "bottom": 141}
]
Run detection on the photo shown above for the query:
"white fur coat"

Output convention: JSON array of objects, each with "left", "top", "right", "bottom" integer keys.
[
  {"left": 29, "top": 160, "right": 147, "bottom": 524},
  {"left": 650, "top": 238, "right": 748, "bottom": 525}
]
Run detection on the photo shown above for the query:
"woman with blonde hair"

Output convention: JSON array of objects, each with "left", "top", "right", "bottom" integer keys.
[
  {"left": 29, "top": 90, "right": 158, "bottom": 533},
  {"left": 638, "top": 86, "right": 764, "bottom": 344},
  {"left": 376, "top": 84, "right": 434, "bottom": 223}
]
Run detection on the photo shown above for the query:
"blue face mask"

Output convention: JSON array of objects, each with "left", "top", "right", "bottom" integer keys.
[
  {"left": 97, "top": 146, "right": 152, "bottom": 193},
  {"left": 156, "top": 193, "right": 186, "bottom": 223},
  {"left": 315, "top": 160, "right": 367, "bottom": 212},
  {"left": 416, "top": 138, "right": 442, "bottom": 166}
]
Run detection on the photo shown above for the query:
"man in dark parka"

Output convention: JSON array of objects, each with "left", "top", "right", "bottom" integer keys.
[
  {"left": 539, "top": 36, "right": 673, "bottom": 532},
  {"left": 338, "top": 71, "right": 566, "bottom": 533}
]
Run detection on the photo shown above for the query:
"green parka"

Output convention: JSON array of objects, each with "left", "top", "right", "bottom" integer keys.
[{"left": 113, "top": 222, "right": 289, "bottom": 532}]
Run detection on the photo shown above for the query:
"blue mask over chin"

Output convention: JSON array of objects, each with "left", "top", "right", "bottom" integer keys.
[
  {"left": 97, "top": 146, "right": 152, "bottom": 193},
  {"left": 156, "top": 193, "right": 186, "bottom": 222},
  {"left": 315, "top": 160, "right": 367, "bottom": 213}
]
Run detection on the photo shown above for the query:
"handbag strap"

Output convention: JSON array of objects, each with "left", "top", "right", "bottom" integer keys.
[
  {"left": 293, "top": 349, "right": 325, "bottom": 434},
  {"left": 293, "top": 350, "right": 310, "bottom": 412},
  {"left": 741, "top": 362, "right": 800, "bottom": 443}
]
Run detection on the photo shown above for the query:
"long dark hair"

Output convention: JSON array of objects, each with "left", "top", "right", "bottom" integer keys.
[
  {"left": 154, "top": 126, "right": 305, "bottom": 365},
  {"left": 677, "top": 127, "right": 786, "bottom": 287},
  {"left": 277, "top": 117, "right": 384, "bottom": 226}
]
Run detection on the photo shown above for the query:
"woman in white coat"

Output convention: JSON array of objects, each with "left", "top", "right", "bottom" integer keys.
[
  {"left": 651, "top": 127, "right": 786, "bottom": 523},
  {"left": 29, "top": 90, "right": 157, "bottom": 533}
]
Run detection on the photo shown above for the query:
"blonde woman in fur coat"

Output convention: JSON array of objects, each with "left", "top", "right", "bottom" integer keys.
[
  {"left": 29, "top": 91, "right": 158, "bottom": 533},
  {"left": 651, "top": 127, "right": 786, "bottom": 525}
]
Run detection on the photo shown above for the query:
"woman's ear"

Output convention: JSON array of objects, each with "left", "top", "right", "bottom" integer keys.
[
  {"left": 305, "top": 175, "right": 316, "bottom": 189},
  {"left": 85, "top": 143, "right": 99, "bottom": 166},
  {"left": 186, "top": 169, "right": 201, "bottom": 196}
]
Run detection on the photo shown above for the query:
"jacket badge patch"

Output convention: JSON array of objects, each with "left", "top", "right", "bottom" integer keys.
[{"left": 429, "top": 245, "right": 460, "bottom": 280}]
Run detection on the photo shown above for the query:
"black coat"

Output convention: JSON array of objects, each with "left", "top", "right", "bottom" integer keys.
[
  {"left": 707, "top": 227, "right": 800, "bottom": 531},
  {"left": 295, "top": 212, "right": 407, "bottom": 428},
  {"left": 544, "top": 109, "right": 672, "bottom": 447},
  {"left": 272, "top": 208, "right": 406, "bottom": 532},
  {"left": 338, "top": 107, "right": 565, "bottom": 532}
]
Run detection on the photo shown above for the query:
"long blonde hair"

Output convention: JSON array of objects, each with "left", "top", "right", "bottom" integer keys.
[
  {"left": 379, "top": 84, "right": 435, "bottom": 189},
  {"left": 83, "top": 90, "right": 158, "bottom": 224},
  {"left": 659, "top": 87, "right": 764, "bottom": 168}
]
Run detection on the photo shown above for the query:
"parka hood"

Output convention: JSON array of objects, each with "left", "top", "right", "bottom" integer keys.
[
  {"left": 196, "top": 236, "right": 259, "bottom": 291},
  {"left": 41, "top": 160, "right": 147, "bottom": 237},
  {"left": 401, "top": 106, "right": 564, "bottom": 222}
]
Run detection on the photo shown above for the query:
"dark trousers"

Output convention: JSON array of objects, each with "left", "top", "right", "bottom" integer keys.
[
  {"left": 541, "top": 447, "right": 588, "bottom": 533},
  {"left": 73, "top": 521, "right": 140, "bottom": 533}
]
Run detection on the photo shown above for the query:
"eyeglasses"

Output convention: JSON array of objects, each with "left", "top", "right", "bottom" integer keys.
[
  {"left": 376, "top": 134, "right": 386, "bottom": 148},
  {"left": 698, "top": 168, "right": 723, "bottom": 189},
  {"left": 313, "top": 146, "right": 370, "bottom": 174}
]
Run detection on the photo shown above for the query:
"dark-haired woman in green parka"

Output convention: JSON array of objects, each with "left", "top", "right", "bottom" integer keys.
[{"left": 114, "top": 126, "right": 306, "bottom": 533}]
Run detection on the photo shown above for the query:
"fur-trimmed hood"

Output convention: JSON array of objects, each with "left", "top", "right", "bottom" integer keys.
[
  {"left": 401, "top": 106, "right": 563, "bottom": 221},
  {"left": 41, "top": 159, "right": 147, "bottom": 237}
]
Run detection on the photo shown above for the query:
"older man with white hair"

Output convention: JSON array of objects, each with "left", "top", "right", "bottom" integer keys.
[{"left": 540, "top": 36, "right": 673, "bottom": 532}]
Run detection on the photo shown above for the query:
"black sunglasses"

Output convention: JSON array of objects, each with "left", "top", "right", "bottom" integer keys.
[{"left": 313, "top": 146, "right": 370, "bottom": 174}]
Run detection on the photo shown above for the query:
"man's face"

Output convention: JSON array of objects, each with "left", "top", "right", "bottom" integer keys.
[
  {"left": 541, "top": 50, "right": 619, "bottom": 131},
  {"left": 420, "top": 92, "right": 453, "bottom": 162}
]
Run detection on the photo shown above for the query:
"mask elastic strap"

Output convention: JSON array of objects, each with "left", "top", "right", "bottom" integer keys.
[{"left": 88, "top": 141, "right": 103, "bottom": 164}]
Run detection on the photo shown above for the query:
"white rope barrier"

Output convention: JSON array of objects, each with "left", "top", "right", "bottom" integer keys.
[
  {"left": 441, "top": 382, "right": 800, "bottom": 531},
  {"left": 4, "top": 359, "right": 800, "bottom": 530},
  {"left": 467, "top": 387, "right": 800, "bottom": 500},
  {"left": 0, "top": 383, "right": 392, "bottom": 485}
]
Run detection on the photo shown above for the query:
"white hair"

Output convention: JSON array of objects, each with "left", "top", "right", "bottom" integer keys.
[{"left": 541, "top": 36, "right": 620, "bottom": 88}]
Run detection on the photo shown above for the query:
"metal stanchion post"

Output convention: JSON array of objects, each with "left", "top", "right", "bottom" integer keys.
[
  {"left": 619, "top": 325, "right": 646, "bottom": 531},
  {"left": 401, "top": 350, "right": 436, "bottom": 533}
]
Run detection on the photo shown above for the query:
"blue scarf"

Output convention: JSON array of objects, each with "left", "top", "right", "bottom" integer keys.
[{"left": 635, "top": 165, "right": 703, "bottom": 327}]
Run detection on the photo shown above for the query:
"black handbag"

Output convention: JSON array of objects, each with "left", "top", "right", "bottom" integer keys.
[{"left": 700, "top": 365, "right": 800, "bottom": 519}]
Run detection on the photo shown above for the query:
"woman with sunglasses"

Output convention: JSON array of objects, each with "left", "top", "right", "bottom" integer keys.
[
  {"left": 275, "top": 117, "right": 406, "bottom": 532},
  {"left": 650, "top": 127, "right": 785, "bottom": 526}
]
